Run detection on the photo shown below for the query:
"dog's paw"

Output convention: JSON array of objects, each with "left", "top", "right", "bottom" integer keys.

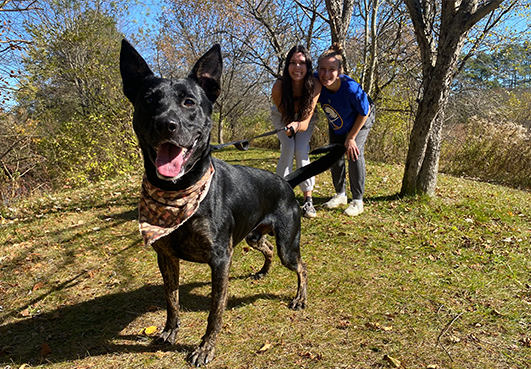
[
  {"left": 188, "top": 344, "right": 216, "bottom": 367},
  {"left": 288, "top": 297, "right": 307, "bottom": 310},
  {"left": 250, "top": 271, "right": 268, "bottom": 280},
  {"left": 157, "top": 328, "right": 179, "bottom": 345}
]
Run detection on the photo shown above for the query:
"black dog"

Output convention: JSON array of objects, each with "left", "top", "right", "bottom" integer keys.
[{"left": 120, "top": 40, "right": 344, "bottom": 366}]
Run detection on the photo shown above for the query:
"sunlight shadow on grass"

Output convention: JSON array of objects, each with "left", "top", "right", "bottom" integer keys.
[{"left": 0, "top": 278, "right": 286, "bottom": 366}]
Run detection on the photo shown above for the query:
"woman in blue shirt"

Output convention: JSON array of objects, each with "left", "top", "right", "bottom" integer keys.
[{"left": 317, "top": 43, "right": 375, "bottom": 216}]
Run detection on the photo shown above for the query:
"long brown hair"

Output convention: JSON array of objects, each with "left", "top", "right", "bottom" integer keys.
[{"left": 279, "top": 45, "right": 315, "bottom": 124}]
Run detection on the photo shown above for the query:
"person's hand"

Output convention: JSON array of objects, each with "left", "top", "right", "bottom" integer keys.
[
  {"left": 285, "top": 122, "right": 299, "bottom": 137},
  {"left": 345, "top": 137, "right": 360, "bottom": 160}
]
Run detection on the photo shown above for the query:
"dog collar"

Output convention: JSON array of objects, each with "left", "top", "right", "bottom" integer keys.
[{"left": 138, "top": 164, "right": 215, "bottom": 246}]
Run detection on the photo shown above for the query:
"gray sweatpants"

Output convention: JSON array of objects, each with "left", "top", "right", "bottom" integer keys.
[
  {"left": 271, "top": 105, "right": 317, "bottom": 192},
  {"left": 328, "top": 104, "right": 375, "bottom": 201}
]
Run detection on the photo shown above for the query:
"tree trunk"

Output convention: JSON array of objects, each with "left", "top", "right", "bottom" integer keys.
[
  {"left": 400, "top": 0, "right": 508, "bottom": 197},
  {"left": 217, "top": 119, "right": 224, "bottom": 145},
  {"left": 400, "top": 86, "right": 443, "bottom": 196},
  {"left": 362, "top": 0, "right": 379, "bottom": 95},
  {"left": 418, "top": 111, "right": 444, "bottom": 194},
  {"left": 400, "top": 50, "right": 459, "bottom": 196},
  {"left": 361, "top": 0, "right": 370, "bottom": 87},
  {"left": 324, "top": 0, "right": 355, "bottom": 74}
]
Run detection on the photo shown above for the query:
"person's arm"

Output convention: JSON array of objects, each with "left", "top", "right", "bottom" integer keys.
[
  {"left": 271, "top": 79, "right": 282, "bottom": 108},
  {"left": 344, "top": 105, "right": 370, "bottom": 161},
  {"left": 285, "top": 78, "right": 322, "bottom": 134}
]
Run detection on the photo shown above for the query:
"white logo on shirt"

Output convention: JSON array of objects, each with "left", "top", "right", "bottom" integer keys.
[{"left": 322, "top": 104, "right": 343, "bottom": 130}]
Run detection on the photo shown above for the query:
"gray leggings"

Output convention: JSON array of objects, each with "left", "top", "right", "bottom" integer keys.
[
  {"left": 271, "top": 105, "right": 316, "bottom": 192},
  {"left": 329, "top": 105, "right": 375, "bottom": 200}
]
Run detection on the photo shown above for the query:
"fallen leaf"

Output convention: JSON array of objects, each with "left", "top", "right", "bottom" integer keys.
[
  {"left": 40, "top": 342, "right": 52, "bottom": 357},
  {"left": 33, "top": 282, "right": 45, "bottom": 292},
  {"left": 366, "top": 322, "right": 392, "bottom": 332},
  {"left": 383, "top": 354, "right": 401, "bottom": 368},
  {"left": 337, "top": 320, "right": 351, "bottom": 329},
  {"left": 258, "top": 342, "right": 272, "bottom": 353},
  {"left": 366, "top": 322, "right": 380, "bottom": 330},
  {"left": 448, "top": 335, "right": 461, "bottom": 343},
  {"left": 154, "top": 350, "right": 170, "bottom": 358},
  {"left": 302, "top": 351, "right": 322, "bottom": 361},
  {"left": 144, "top": 326, "right": 158, "bottom": 336}
]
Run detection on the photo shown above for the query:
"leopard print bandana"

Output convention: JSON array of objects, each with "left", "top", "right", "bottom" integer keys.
[{"left": 138, "top": 165, "right": 215, "bottom": 246}]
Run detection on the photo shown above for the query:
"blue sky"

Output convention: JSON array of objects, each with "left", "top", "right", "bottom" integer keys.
[{"left": 2, "top": 0, "right": 530, "bottom": 109}]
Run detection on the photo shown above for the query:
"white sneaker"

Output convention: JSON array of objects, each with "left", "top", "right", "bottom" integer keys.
[
  {"left": 302, "top": 200, "right": 317, "bottom": 218},
  {"left": 323, "top": 194, "right": 348, "bottom": 209},
  {"left": 344, "top": 201, "right": 364, "bottom": 216}
]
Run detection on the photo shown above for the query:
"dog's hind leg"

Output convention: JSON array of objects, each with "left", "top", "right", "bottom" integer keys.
[
  {"left": 288, "top": 258, "right": 307, "bottom": 310},
  {"left": 275, "top": 229, "right": 307, "bottom": 311},
  {"left": 155, "top": 250, "right": 181, "bottom": 344},
  {"left": 245, "top": 230, "right": 274, "bottom": 280}
]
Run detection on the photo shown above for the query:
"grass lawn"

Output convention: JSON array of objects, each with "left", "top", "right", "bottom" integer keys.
[{"left": 1, "top": 147, "right": 530, "bottom": 368}]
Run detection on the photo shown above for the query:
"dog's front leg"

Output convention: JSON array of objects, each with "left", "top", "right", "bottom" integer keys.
[
  {"left": 188, "top": 252, "right": 232, "bottom": 366},
  {"left": 156, "top": 251, "right": 181, "bottom": 344}
]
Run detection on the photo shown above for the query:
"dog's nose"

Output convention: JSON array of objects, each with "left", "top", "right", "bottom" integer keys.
[{"left": 155, "top": 120, "right": 178, "bottom": 135}]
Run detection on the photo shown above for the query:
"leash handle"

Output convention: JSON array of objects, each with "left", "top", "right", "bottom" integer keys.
[{"left": 286, "top": 126, "right": 295, "bottom": 139}]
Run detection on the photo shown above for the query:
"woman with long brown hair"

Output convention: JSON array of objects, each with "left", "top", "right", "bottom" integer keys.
[{"left": 271, "top": 45, "right": 321, "bottom": 218}]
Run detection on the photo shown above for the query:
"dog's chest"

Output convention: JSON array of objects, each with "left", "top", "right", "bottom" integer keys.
[{"left": 153, "top": 216, "right": 215, "bottom": 263}]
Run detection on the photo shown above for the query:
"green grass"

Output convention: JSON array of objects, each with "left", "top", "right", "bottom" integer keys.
[{"left": 1, "top": 147, "right": 530, "bottom": 369}]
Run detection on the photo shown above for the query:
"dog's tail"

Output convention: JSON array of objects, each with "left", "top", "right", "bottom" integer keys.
[{"left": 285, "top": 144, "right": 346, "bottom": 189}]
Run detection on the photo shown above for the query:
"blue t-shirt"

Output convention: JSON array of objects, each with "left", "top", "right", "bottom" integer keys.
[{"left": 318, "top": 75, "right": 370, "bottom": 135}]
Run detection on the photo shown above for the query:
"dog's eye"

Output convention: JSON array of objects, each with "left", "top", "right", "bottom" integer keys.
[
  {"left": 183, "top": 98, "right": 195, "bottom": 107},
  {"left": 145, "top": 96, "right": 154, "bottom": 105}
]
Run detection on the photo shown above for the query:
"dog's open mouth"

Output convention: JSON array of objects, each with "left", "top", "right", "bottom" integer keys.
[{"left": 155, "top": 141, "right": 195, "bottom": 179}]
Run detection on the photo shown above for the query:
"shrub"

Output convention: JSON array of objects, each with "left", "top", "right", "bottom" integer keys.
[
  {"left": 441, "top": 116, "right": 531, "bottom": 189},
  {"left": 34, "top": 111, "right": 141, "bottom": 188},
  {"left": 365, "top": 94, "right": 412, "bottom": 164}
]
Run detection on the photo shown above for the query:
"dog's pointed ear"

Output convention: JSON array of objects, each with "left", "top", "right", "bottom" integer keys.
[
  {"left": 120, "top": 39, "right": 154, "bottom": 103},
  {"left": 189, "top": 44, "right": 222, "bottom": 103}
]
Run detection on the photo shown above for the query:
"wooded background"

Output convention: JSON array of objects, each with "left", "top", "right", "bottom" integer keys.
[{"left": 1, "top": 0, "right": 530, "bottom": 204}]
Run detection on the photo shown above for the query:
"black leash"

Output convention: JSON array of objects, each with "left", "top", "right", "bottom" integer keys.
[{"left": 211, "top": 126, "right": 295, "bottom": 151}]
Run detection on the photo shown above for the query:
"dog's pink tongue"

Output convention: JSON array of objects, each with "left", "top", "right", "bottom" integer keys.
[{"left": 156, "top": 143, "right": 184, "bottom": 177}]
